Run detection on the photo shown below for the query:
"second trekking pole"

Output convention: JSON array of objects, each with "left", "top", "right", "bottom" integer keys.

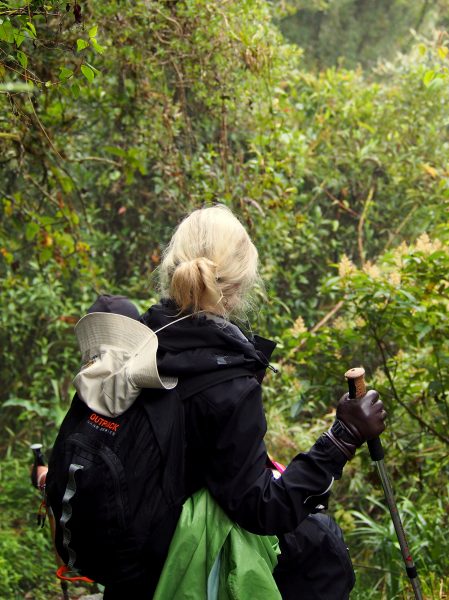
[
  {"left": 31, "top": 444, "right": 70, "bottom": 600},
  {"left": 344, "top": 367, "right": 423, "bottom": 600}
]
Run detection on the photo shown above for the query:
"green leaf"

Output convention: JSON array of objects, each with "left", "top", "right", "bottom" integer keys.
[
  {"left": 104, "top": 145, "right": 127, "bottom": 157},
  {"left": 0, "top": 21, "right": 15, "bottom": 44},
  {"left": 3, "top": 398, "right": 49, "bottom": 417},
  {"left": 26, "top": 21, "right": 36, "bottom": 38},
  {"left": 91, "top": 38, "right": 105, "bottom": 54},
  {"left": 85, "top": 62, "right": 100, "bottom": 74},
  {"left": 423, "top": 70, "right": 435, "bottom": 88},
  {"left": 428, "top": 77, "right": 444, "bottom": 92},
  {"left": 25, "top": 222, "right": 39, "bottom": 241},
  {"left": 71, "top": 83, "right": 80, "bottom": 98},
  {"left": 290, "top": 398, "right": 304, "bottom": 419},
  {"left": 39, "top": 248, "right": 52, "bottom": 263},
  {"left": 88, "top": 25, "right": 98, "bottom": 38},
  {"left": 76, "top": 38, "right": 89, "bottom": 52},
  {"left": 16, "top": 50, "right": 28, "bottom": 68},
  {"left": 417, "top": 325, "right": 432, "bottom": 341},
  {"left": 59, "top": 67, "right": 73, "bottom": 81},
  {"left": 39, "top": 216, "right": 54, "bottom": 226},
  {"left": 417, "top": 43, "right": 427, "bottom": 56},
  {"left": 81, "top": 64, "right": 95, "bottom": 83},
  {"left": 437, "top": 46, "right": 448, "bottom": 60},
  {"left": 14, "top": 31, "right": 25, "bottom": 47}
]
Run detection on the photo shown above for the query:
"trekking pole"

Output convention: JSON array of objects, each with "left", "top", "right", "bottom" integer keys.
[
  {"left": 344, "top": 368, "right": 423, "bottom": 600},
  {"left": 30, "top": 443, "right": 46, "bottom": 488},
  {"left": 30, "top": 444, "right": 70, "bottom": 600}
]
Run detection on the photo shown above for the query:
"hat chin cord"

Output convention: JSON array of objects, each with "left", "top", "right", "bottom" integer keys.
[{"left": 154, "top": 310, "right": 206, "bottom": 334}]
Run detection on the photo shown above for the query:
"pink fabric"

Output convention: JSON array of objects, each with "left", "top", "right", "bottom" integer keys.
[{"left": 271, "top": 459, "right": 286, "bottom": 474}]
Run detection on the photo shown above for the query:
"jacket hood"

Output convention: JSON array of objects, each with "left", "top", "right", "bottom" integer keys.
[
  {"left": 140, "top": 300, "right": 276, "bottom": 381},
  {"left": 74, "top": 300, "right": 275, "bottom": 419}
]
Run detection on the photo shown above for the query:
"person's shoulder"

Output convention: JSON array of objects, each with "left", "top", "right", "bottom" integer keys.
[{"left": 198, "top": 373, "right": 261, "bottom": 414}]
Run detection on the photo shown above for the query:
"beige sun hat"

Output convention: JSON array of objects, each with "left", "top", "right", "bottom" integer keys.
[{"left": 73, "top": 312, "right": 177, "bottom": 417}]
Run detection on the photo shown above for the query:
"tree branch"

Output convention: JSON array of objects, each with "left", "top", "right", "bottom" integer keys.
[
  {"left": 323, "top": 188, "right": 359, "bottom": 218},
  {"left": 358, "top": 186, "right": 374, "bottom": 267},
  {"left": 69, "top": 156, "right": 122, "bottom": 167}
]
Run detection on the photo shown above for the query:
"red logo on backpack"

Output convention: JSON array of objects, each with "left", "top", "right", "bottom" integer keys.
[{"left": 88, "top": 413, "right": 120, "bottom": 433}]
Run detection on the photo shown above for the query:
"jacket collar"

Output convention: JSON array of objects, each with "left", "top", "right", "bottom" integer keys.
[{"left": 140, "top": 300, "right": 277, "bottom": 381}]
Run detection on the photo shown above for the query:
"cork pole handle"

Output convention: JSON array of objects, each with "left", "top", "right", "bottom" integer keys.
[
  {"left": 344, "top": 367, "right": 384, "bottom": 461},
  {"left": 344, "top": 367, "right": 366, "bottom": 399}
]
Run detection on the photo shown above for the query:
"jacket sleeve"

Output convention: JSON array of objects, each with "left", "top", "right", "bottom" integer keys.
[{"left": 197, "top": 376, "right": 348, "bottom": 536}]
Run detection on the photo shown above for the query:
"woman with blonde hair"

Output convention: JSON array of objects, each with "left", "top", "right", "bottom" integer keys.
[
  {"left": 133, "top": 204, "right": 386, "bottom": 599},
  {"left": 159, "top": 203, "right": 259, "bottom": 317}
]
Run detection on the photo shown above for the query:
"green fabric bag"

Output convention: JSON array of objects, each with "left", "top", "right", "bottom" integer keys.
[{"left": 153, "top": 489, "right": 281, "bottom": 600}]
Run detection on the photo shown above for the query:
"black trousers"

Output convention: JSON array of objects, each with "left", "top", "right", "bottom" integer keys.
[{"left": 273, "top": 513, "right": 356, "bottom": 600}]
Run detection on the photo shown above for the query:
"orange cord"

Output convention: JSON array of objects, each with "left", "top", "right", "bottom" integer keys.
[{"left": 56, "top": 565, "right": 95, "bottom": 583}]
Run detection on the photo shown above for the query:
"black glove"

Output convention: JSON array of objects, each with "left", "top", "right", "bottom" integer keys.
[{"left": 325, "top": 390, "right": 386, "bottom": 460}]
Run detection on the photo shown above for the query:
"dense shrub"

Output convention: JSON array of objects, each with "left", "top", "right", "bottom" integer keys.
[{"left": 1, "top": 1, "right": 448, "bottom": 597}]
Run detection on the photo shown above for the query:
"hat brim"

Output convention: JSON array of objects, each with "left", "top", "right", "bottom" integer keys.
[{"left": 75, "top": 313, "right": 177, "bottom": 390}]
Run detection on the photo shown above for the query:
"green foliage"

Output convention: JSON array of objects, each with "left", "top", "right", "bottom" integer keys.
[
  {"left": 288, "top": 229, "right": 449, "bottom": 439},
  {"left": 1, "top": 0, "right": 449, "bottom": 597},
  {"left": 0, "top": 455, "right": 60, "bottom": 599},
  {"left": 0, "top": 266, "right": 95, "bottom": 446},
  {"left": 275, "top": 230, "right": 449, "bottom": 596},
  {"left": 0, "top": 1, "right": 103, "bottom": 90},
  {"left": 278, "top": 0, "right": 449, "bottom": 70}
]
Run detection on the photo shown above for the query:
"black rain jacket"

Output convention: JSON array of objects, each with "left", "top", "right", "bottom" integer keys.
[{"left": 140, "top": 300, "right": 348, "bottom": 537}]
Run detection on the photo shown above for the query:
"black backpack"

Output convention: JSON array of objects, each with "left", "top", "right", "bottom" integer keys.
[{"left": 45, "top": 367, "right": 253, "bottom": 586}]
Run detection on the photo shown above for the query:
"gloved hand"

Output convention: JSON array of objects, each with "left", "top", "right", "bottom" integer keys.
[
  {"left": 31, "top": 465, "right": 48, "bottom": 491},
  {"left": 325, "top": 390, "right": 386, "bottom": 460}
]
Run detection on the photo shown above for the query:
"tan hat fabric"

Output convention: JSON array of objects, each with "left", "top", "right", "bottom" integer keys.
[{"left": 73, "top": 313, "right": 177, "bottom": 417}]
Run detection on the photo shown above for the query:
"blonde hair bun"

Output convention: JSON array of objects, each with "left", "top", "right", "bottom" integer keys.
[{"left": 160, "top": 205, "right": 258, "bottom": 316}]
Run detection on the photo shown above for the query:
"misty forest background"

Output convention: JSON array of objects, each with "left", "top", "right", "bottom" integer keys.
[{"left": 1, "top": 1, "right": 449, "bottom": 598}]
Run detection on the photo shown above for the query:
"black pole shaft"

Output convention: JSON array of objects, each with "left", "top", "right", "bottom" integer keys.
[{"left": 372, "top": 454, "right": 422, "bottom": 599}]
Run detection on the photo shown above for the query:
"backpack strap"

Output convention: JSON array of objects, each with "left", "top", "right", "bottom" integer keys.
[
  {"left": 139, "top": 367, "right": 255, "bottom": 506},
  {"left": 178, "top": 367, "right": 256, "bottom": 400}
]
